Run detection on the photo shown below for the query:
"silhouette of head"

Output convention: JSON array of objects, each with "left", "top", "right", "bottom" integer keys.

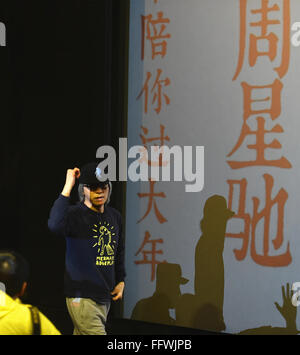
[
  {"left": 155, "top": 263, "right": 188, "bottom": 307},
  {"left": 0, "top": 250, "right": 30, "bottom": 299},
  {"left": 203, "top": 195, "right": 234, "bottom": 219},
  {"left": 200, "top": 195, "right": 235, "bottom": 239}
]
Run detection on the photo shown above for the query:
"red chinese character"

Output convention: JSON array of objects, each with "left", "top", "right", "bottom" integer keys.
[
  {"left": 137, "top": 179, "right": 167, "bottom": 224},
  {"left": 227, "top": 80, "right": 291, "bottom": 169},
  {"left": 135, "top": 230, "right": 167, "bottom": 281},
  {"left": 251, "top": 174, "right": 291, "bottom": 267},
  {"left": 233, "top": 0, "right": 290, "bottom": 80},
  {"left": 226, "top": 178, "right": 251, "bottom": 261},
  {"left": 139, "top": 124, "right": 170, "bottom": 167},
  {"left": 241, "top": 80, "right": 282, "bottom": 121},
  {"left": 141, "top": 11, "right": 171, "bottom": 60},
  {"left": 226, "top": 174, "right": 292, "bottom": 267},
  {"left": 137, "top": 69, "right": 171, "bottom": 114}
]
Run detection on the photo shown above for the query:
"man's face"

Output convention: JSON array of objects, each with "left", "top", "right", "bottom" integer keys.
[{"left": 84, "top": 183, "right": 109, "bottom": 208}]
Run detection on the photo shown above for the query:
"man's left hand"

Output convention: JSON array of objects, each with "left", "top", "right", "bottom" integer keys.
[{"left": 111, "top": 281, "right": 125, "bottom": 301}]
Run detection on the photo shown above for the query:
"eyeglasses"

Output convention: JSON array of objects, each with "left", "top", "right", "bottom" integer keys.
[{"left": 84, "top": 184, "right": 109, "bottom": 191}]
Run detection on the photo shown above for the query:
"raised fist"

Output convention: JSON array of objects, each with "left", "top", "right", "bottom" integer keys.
[{"left": 62, "top": 168, "right": 81, "bottom": 197}]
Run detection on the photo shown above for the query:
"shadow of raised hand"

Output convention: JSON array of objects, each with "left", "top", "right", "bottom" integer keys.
[
  {"left": 274, "top": 283, "right": 297, "bottom": 333},
  {"left": 238, "top": 282, "right": 298, "bottom": 335}
]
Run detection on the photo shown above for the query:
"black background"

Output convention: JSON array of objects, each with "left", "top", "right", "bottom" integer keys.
[{"left": 0, "top": 0, "right": 129, "bottom": 334}]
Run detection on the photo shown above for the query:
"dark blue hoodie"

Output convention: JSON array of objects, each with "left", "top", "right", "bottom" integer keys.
[{"left": 48, "top": 194, "right": 126, "bottom": 304}]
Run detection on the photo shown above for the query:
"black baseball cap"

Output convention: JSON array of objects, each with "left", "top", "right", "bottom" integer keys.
[{"left": 78, "top": 162, "right": 109, "bottom": 186}]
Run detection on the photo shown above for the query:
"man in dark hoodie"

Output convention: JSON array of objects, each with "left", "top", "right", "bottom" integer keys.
[{"left": 48, "top": 162, "right": 126, "bottom": 335}]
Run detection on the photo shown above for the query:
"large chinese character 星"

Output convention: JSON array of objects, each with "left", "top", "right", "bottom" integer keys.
[{"left": 227, "top": 79, "right": 291, "bottom": 169}]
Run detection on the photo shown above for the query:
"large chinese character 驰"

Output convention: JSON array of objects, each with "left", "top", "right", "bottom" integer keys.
[{"left": 225, "top": 174, "right": 292, "bottom": 267}]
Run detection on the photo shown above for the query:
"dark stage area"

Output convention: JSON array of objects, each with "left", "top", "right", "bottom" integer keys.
[{"left": 1, "top": 0, "right": 129, "bottom": 335}]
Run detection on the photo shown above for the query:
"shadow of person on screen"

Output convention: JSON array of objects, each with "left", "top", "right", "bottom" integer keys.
[
  {"left": 131, "top": 263, "right": 188, "bottom": 326},
  {"left": 176, "top": 195, "right": 234, "bottom": 332},
  {"left": 237, "top": 283, "right": 299, "bottom": 335}
]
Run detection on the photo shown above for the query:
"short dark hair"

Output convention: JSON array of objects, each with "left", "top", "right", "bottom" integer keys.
[{"left": 0, "top": 250, "right": 30, "bottom": 298}]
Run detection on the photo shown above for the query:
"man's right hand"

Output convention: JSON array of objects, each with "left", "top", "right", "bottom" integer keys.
[{"left": 61, "top": 168, "right": 81, "bottom": 197}]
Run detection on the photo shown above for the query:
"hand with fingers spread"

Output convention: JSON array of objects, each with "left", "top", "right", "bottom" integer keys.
[{"left": 274, "top": 283, "right": 297, "bottom": 332}]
